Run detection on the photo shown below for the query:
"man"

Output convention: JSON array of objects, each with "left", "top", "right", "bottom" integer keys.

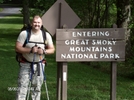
[{"left": 15, "top": 15, "right": 55, "bottom": 100}]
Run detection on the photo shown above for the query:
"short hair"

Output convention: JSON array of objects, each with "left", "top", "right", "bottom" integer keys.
[
  {"left": 32, "top": 15, "right": 42, "bottom": 22},
  {"left": 33, "top": 15, "right": 41, "bottom": 19}
]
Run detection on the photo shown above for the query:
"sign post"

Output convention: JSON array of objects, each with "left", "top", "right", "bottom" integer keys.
[
  {"left": 110, "top": 24, "right": 118, "bottom": 100},
  {"left": 110, "top": 62, "right": 117, "bottom": 100}
]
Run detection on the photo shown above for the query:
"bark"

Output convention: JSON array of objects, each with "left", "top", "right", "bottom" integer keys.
[
  {"left": 116, "top": 0, "right": 131, "bottom": 41},
  {"left": 23, "top": 0, "right": 30, "bottom": 25},
  {"left": 116, "top": 0, "right": 131, "bottom": 58}
]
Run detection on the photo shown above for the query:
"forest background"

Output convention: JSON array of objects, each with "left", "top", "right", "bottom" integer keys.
[{"left": 0, "top": 0, "right": 134, "bottom": 79}]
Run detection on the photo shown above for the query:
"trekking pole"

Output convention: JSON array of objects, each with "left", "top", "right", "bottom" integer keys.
[
  {"left": 27, "top": 45, "right": 36, "bottom": 100},
  {"left": 39, "top": 54, "right": 50, "bottom": 100}
]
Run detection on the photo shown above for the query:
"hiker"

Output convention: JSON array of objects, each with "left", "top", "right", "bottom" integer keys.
[{"left": 15, "top": 15, "right": 55, "bottom": 100}]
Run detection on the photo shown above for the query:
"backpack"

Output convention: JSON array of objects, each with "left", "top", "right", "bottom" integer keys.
[{"left": 16, "top": 24, "right": 47, "bottom": 62}]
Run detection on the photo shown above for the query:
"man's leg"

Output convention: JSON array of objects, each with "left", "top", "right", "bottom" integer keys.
[
  {"left": 31, "top": 63, "right": 44, "bottom": 100},
  {"left": 16, "top": 63, "right": 31, "bottom": 100}
]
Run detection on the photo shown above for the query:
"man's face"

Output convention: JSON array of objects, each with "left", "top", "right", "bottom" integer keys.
[{"left": 32, "top": 17, "right": 42, "bottom": 31}]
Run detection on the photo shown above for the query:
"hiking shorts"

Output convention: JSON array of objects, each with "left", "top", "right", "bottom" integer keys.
[{"left": 16, "top": 62, "right": 45, "bottom": 100}]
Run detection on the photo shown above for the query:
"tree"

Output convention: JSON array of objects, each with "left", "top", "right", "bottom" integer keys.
[
  {"left": 116, "top": 0, "right": 131, "bottom": 58},
  {"left": 116, "top": 0, "right": 131, "bottom": 41},
  {"left": 67, "top": 0, "right": 117, "bottom": 28},
  {"left": 22, "top": 0, "right": 30, "bottom": 25}
]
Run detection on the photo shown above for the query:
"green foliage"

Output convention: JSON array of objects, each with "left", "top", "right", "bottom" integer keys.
[
  {"left": 66, "top": 0, "right": 117, "bottom": 28},
  {"left": 0, "top": 0, "right": 3, "bottom": 3},
  {"left": 2, "top": 0, "right": 12, "bottom": 3},
  {"left": 29, "top": 0, "right": 54, "bottom": 14},
  {"left": 20, "top": 8, "right": 45, "bottom": 17},
  {"left": 29, "top": 8, "right": 45, "bottom": 17}
]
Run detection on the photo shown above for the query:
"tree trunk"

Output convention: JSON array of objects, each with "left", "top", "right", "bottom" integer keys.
[
  {"left": 105, "top": 0, "right": 108, "bottom": 27},
  {"left": 23, "top": 0, "right": 30, "bottom": 25},
  {"left": 116, "top": 0, "right": 131, "bottom": 41},
  {"left": 116, "top": 0, "right": 131, "bottom": 57},
  {"left": 96, "top": 0, "right": 100, "bottom": 28}
]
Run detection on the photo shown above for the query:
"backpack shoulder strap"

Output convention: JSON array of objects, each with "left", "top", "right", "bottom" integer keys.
[
  {"left": 41, "top": 26, "right": 47, "bottom": 45},
  {"left": 23, "top": 29, "right": 31, "bottom": 47},
  {"left": 23, "top": 26, "right": 47, "bottom": 47}
]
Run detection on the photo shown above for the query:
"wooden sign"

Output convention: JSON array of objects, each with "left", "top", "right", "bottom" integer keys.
[
  {"left": 42, "top": 0, "right": 80, "bottom": 36},
  {"left": 56, "top": 29, "right": 125, "bottom": 62}
]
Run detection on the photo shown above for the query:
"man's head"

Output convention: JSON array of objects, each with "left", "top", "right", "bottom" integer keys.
[{"left": 31, "top": 15, "right": 42, "bottom": 31}]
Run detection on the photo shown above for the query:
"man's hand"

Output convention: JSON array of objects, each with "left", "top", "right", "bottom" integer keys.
[
  {"left": 31, "top": 45, "right": 44, "bottom": 54},
  {"left": 32, "top": 45, "right": 38, "bottom": 53},
  {"left": 37, "top": 47, "right": 44, "bottom": 55}
]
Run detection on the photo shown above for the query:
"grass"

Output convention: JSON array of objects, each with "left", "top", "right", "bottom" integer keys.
[
  {"left": 0, "top": 8, "right": 2, "bottom": 11},
  {"left": 0, "top": 14, "right": 134, "bottom": 100}
]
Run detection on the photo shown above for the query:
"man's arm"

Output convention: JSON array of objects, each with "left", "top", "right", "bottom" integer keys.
[
  {"left": 15, "top": 41, "right": 31, "bottom": 53},
  {"left": 45, "top": 44, "right": 55, "bottom": 54}
]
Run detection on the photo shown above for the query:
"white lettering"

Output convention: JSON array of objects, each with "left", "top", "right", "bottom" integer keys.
[
  {"left": 100, "top": 53, "right": 120, "bottom": 58},
  {"left": 65, "top": 39, "right": 89, "bottom": 45},
  {"left": 61, "top": 54, "right": 98, "bottom": 59},
  {"left": 69, "top": 47, "right": 112, "bottom": 52},
  {"left": 92, "top": 40, "right": 116, "bottom": 45},
  {"left": 72, "top": 31, "right": 110, "bottom": 37},
  {"left": 61, "top": 53, "right": 120, "bottom": 59}
]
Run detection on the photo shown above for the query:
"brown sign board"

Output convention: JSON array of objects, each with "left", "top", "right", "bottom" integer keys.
[
  {"left": 42, "top": 0, "right": 81, "bottom": 36},
  {"left": 56, "top": 29, "right": 125, "bottom": 62}
]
